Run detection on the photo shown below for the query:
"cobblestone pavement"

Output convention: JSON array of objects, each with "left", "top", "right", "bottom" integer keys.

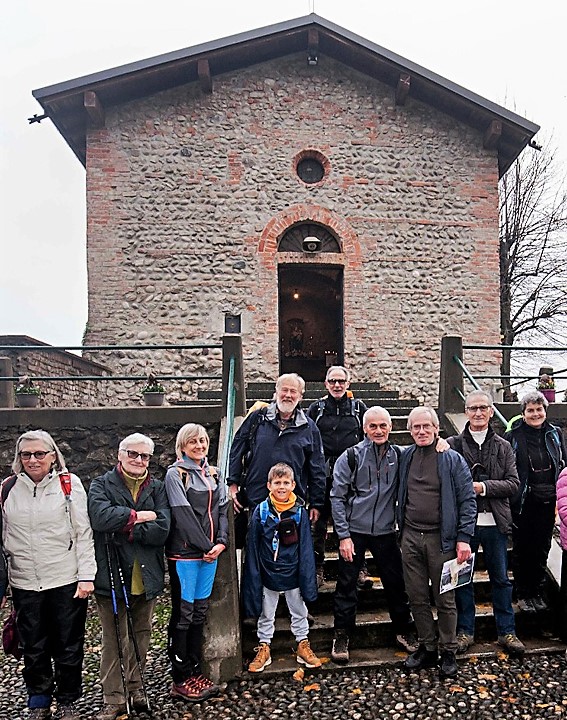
[{"left": 2, "top": 601, "right": 567, "bottom": 720}]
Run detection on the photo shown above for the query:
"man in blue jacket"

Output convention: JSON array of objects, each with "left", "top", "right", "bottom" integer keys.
[
  {"left": 398, "top": 407, "right": 475, "bottom": 680},
  {"left": 228, "top": 373, "right": 326, "bottom": 525}
]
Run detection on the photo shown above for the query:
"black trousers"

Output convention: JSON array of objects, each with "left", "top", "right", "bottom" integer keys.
[
  {"left": 512, "top": 493, "right": 556, "bottom": 599},
  {"left": 12, "top": 582, "right": 88, "bottom": 706},
  {"left": 333, "top": 531, "right": 413, "bottom": 634}
]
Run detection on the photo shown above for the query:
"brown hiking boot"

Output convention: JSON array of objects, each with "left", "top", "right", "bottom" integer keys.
[
  {"left": 498, "top": 633, "right": 526, "bottom": 656},
  {"left": 248, "top": 643, "right": 272, "bottom": 673},
  {"left": 94, "top": 704, "right": 127, "bottom": 720},
  {"left": 171, "top": 677, "right": 209, "bottom": 703},
  {"left": 296, "top": 638, "right": 322, "bottom": 668}
]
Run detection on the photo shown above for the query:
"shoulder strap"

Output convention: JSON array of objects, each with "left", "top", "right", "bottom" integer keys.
[
  {"left": 177, "top": 466, "right": 190, "bottom": 491},
  {"left": 313, "top": 399, "right": 326, "bottom": 426},
  {"left": 248, "top": 407, "right": 268, "bottom": 450},
  {"left": 347, "top": 447, "right": 357, "bottom": 473},
  {"left": 1, "top": 475, "right": 17, "bottom": 506},
  {"left": 259, "top": 499, "right": 269, "bottom": 524},
  {"left": 59, "top": 472, "right": 72, "bottom": 497}
]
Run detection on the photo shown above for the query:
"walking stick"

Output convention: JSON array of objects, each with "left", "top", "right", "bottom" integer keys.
[
  {"left": 105, "top": 535, "right": 132, "bottom": 717},
  {"left": 111, "top": 541, "right": 152, "bottom": 714}
]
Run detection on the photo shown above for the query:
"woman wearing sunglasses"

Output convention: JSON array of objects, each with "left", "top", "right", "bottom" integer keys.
[
  {"left": 1, "top": 429, "right": 96, "bottom": 720},
  {"left": 87, "top": 433, "right": 170, "bottom": 720}
]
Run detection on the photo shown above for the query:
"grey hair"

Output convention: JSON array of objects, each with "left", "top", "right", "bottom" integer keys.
[
  {"left": 275, "top": 373, "right": 305, "bottom": 394},
  {"left": 407, "top": 406, "right": 440, "bottom": 430},
  {"left": 520, "top": 390, "right": 548, "bottom": 412},
  {"left": 12, "top": 429, "right": 67, "bottom": 475},
  {"left": 465, "top": 389, "right": 493, "bottom": 406},
  {"left": 363, "top": 406, "right": 392, "bottom": 426},
  {"left": 175, "top": 423, "right": 209, "bottom": 458},
  {"left": 325, "top": 365, "right": 351, "bottom": 382},
  {"left": 119, "top": 433, "right": 155, "bottom": 454}
]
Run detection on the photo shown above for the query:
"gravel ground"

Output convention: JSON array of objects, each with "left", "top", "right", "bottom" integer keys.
[{"left": 2, "top": 597, "right": 567, "bottom": 720}]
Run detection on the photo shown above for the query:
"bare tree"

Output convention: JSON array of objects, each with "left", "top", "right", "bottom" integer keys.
[{"left": 499, "top": 142, "right": 567, "bottom": 389}]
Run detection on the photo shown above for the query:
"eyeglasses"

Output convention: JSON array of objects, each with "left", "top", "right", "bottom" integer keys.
[
  {"left": 328, "top": 379, "right": 347, "bottom": 385},
  {"left": 19, "top": 450, "right": 54, "bottom": 460},
  {"left": 122, "top": 450, "right": 152, "bottom": 462},
  {"left": 465, "top": 405, "right": 491, "bottom": 412}
]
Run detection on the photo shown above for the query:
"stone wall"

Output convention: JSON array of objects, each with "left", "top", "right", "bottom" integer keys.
[
  {"left": 0, "top": 406, "right": 221, "bottom": 484},
  {"left": 84, "top": 53, "right": 502, "bottom": 403}
]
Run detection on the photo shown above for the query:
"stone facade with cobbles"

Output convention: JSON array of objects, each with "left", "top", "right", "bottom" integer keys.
[{"left": 84, "top": 52, "right": 502, "bottom": 402}]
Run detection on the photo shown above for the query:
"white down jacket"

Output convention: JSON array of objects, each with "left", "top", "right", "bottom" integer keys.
[{"left": 2, "top": 470, "right": 96, "bottom": 592}]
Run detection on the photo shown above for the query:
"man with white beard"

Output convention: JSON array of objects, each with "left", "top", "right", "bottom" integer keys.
[{"left": 228, "top": 373, "right": 326, "bottom": 523}]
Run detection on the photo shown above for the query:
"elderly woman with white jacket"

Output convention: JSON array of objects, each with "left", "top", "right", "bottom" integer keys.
[{"left": 1, "top": 430, "right": 96, "bottom": 720}]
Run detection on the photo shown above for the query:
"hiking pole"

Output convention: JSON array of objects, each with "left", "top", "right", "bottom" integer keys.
[
  {"left": 111, "top": 541, "right": 151, "bottom": 714},
  {"left": 105, "top": 535, "right": 132, "bottom": 717}
]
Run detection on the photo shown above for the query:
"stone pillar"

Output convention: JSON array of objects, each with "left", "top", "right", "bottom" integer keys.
[
  {"left": 0, "top": 357, "right": 14, "bottom": 408},
  {"left": 438, "top": 335, "right": 464, "bottom": 415}
]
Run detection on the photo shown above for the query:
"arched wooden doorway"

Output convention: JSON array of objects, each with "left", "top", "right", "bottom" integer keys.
[{"left": 277, "top": 223, "right": 343, "bottom": 381}]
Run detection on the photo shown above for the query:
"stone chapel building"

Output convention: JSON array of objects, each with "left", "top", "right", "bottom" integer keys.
[{"left": 33, "top": 15, "right": 539, "bottom": 401}]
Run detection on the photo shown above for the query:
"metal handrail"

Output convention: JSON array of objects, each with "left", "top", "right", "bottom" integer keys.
[
  {"left": 453, "top": 355, "right": 508, "bottom": 426},
  {"left": 219, "top": 355, "right": 236, "bottom": 484},
  {"left": 0, "top": 343, "right": 222, "bottom": 352},
  {"left": 1, "top": 374, "right": 221, "bottom": 382}
]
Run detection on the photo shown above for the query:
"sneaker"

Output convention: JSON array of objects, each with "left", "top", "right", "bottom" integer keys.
[
  {"left": 532, "top": 596, "right": 548, "bottom": 612},
  {"left": 331, "top": 630, "right": 350, "bottom": 664},
  {"left": 316, "top": 566, "right": 325, "bottom": 588},
  {"left": 57, "top": 705, "right": 79, "bottom": 720},
  {"left": 170, "top": 677, "right": 209, "bottom": 703},
  {"left": 395, "top": 632, "right": 419, "bottom": 654},
  {"left": 296, "top": 639, "right": 322, "bottom": 668},
  {"left": 498, "top": 633, "right": 526, "bottom": 656},
  {"left": 29, "top": 710, "right": 52, "bottom": 720},
  {"left": 439, "top": 650, "right": 458, "bottom": 679},
  {"left": 94, "top": 704, "right": 127, "bottom": 720},
  {"left": 517, "top": 597, "right": 537, "bottom": 614},
  {"left": 248, "top": 643, "right": 272, "bottom": 673},
  {"left": 456, "top": 632, "right": 474, "bottom": 654},
  {"left": 356, "top": 566, "right": 373, "bottom": 591},
  {"left": 404, "top": 645, "right": 438, "bottom": 670}
]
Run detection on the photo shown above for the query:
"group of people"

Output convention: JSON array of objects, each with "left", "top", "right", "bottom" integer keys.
[
  {"left": 0, "top": 424, "right": 226, "bottom": 720},
  {"left": 1, "top": 367, "right": 566, "bottom": 718},
  {"left": 228, "top": 369, "right": 566, "bottom": 680}
]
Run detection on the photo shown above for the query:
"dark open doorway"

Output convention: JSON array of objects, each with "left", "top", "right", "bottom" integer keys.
[{"left": 278, "top": 264, "right": 344, "bottom": 381}]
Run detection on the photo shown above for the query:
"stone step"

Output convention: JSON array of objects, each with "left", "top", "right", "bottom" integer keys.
[{"left": 241, "top": 601, "right": 557, "bottom": 656}]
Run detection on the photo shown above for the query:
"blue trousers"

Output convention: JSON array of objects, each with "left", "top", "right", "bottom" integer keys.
[{"left": 456, "top": 525, "right": 515, "bottom": 637}]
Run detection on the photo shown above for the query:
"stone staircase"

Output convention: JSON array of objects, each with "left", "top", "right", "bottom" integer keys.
[
  {"left": 241, "top": 542, "right": 564, "bottom": 673},
  {"left": 197, "top": 381, "right": 420, "bottom": 445}
]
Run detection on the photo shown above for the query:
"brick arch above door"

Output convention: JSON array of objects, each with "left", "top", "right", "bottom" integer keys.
[{"left": 258, "top": 204, "right": 361, "bottom": 265}]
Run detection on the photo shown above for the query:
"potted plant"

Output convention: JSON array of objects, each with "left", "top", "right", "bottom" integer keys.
[
  {"left": 142, "top": 373, "right": 165, "bottom": 406},
  {"left": 15, "top": 376, "right": 41, "bottom": 408},
  {"left": 537, "top": 373, "right": 555, "bottom": 402}
]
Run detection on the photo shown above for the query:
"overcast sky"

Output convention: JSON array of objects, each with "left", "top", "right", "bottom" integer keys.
[{"left": 1, "top": 0, "right": 566, "bottom": 352}]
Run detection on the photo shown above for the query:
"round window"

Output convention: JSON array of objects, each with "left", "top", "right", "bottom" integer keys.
[{"left": 296, "top": 157, "right": 325, "bottom": 184}]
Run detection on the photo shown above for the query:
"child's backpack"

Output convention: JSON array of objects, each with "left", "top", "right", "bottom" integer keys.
[{"left": 259, "top": 499, "right": 302, "bottom": 549}]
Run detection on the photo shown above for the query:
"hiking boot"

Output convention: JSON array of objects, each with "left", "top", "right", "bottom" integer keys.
[
  {"left": 404, "top": 644, "right": 438, "bottom": 671},
  {"left": 517, "top": 597, "right": 536, "bottom": 614},
  {"left": 498, "top": 633, "right": 526, "bottom": 656},
  {"left": 192, "top": 674, "right": 219, "bottom": 698},
  {"left": 439, "top": 650, "right": 458, "bottom": 679},
  {"left": 57, "top": 704, "right": 79, "bottom": 720},
  {"left": 331, "top": 630, "right": 350, "bottom": 664},
  {"left": 296, "top": 639, "right": 322, "bottom": 668},
  {"left": 170, "top": 677, "right": 209, "bottom": 703},
  {"left": 316, "top": 566, "right": 325, "bottom": 588},
  {"left": 130, "top": 689, "right": 149, "bottom": 711},
  {"left": 94, "top": 704, "right": 126, "bottom": 720},
  {"left": 456, "top": 632, "right": 474, "bottom": 654},
  {"left": 356, "top": 566, "right": 373, "bottom": 591},
  {"left": 395, "top": 632, "right": 419, "bottom": 654},
  {"left": 248, "top": 643, "right": 272, "bottom": 673},
  {"left": 29, "top": 710, "right": 52, "bottom": 720},
  {"left": 532, "top": 595, "right": 548, "bottom": 612}
]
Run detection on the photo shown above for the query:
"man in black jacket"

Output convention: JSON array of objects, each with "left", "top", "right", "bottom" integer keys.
[
  {"left": 447, "top": 390, "right": 524, "bottom": 656},
  {"left": 306, "top": 366, "right": 367, "bottom": 587}
]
